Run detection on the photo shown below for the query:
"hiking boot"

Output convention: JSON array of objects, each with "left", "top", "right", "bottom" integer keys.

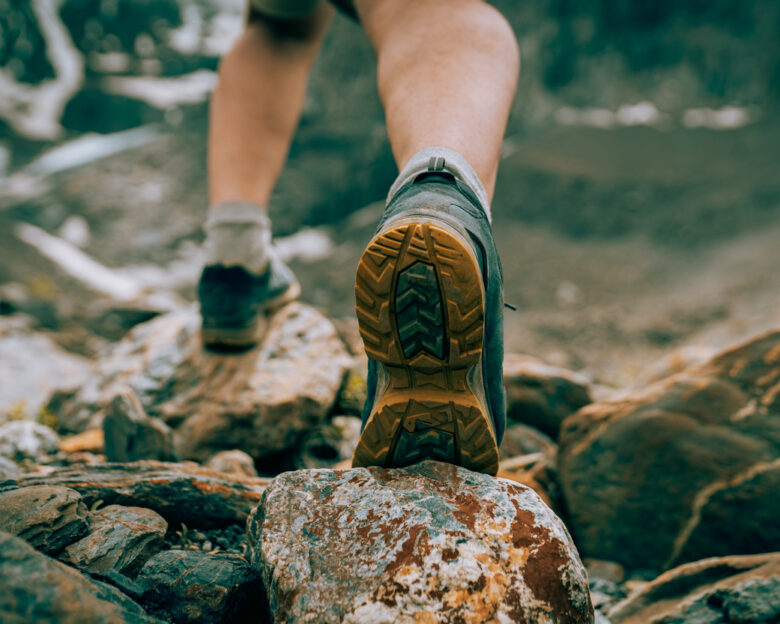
[
  {"left": 198, "top": 202, "right": 300, "bottom": 348},
  {"left": 352, "top": 169, "right": 506, "bottom": 475}
]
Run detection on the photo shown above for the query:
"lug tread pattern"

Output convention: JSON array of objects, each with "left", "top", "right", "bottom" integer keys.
[
  {"left": 352, "top": 398, "right": 498, "bottom": 475},
  {"left": 353, "top": 222, "right": 499, "bottom": 475},
  {"left": 395, "top": 263, "right": 445, "bottom": 359}
]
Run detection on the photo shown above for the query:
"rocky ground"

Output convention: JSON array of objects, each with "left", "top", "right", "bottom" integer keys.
[
  {"left": 1, "top": 0, "right": 779, "bottom": 622},
  {"left": 1, "top": 305, "right": 778, "bottom": 623}
]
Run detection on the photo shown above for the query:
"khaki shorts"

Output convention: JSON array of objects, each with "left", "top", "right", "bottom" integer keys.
[{"left": 249, "top": 0, "right": 357, "bottom": 20}]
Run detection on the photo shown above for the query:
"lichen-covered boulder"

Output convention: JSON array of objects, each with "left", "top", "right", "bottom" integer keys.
[
  {"left": 248, "top": 460, "right": 593, "bottom": 624},
  {"left": 49, "top": 303, "right": 352, "bottom": 461},
  {"left": 558, "top": 329, "right": 780, "bottom": 572}
]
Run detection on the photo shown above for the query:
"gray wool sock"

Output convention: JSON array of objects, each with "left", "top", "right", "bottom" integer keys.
[
  {"left": 203, "top": 201, "right": 272, "bottom": 275},
  {"left": 387, "top": 147, "right": 492, "bottom": 222}
]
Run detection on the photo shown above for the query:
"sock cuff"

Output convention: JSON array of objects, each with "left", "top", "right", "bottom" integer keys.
[
  {"left": 387, "top": 147, "right": 492, "bottom": 222},
  {"left": 205, "top": 201, "right": 269, "bottom": 230},
  {"left": 204, "top": 201, "right": 271, "bottom": 274}
]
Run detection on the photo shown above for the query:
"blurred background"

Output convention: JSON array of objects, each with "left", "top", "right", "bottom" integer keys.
[{"left": 1, "top": 0, "right": 779, "bottom": 391}]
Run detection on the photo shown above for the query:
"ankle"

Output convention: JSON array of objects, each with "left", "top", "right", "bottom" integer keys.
[
  {"left": 388, "top": 147, "right": 492, "bottom": 222},
  {"left": 204, "top": 201, "right": 272, "bottom": 274},
  {"left": 207, "top": 200, "right": 269, "bottom": 224}
]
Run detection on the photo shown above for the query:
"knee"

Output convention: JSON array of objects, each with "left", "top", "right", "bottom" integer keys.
[
  {"left": 474, "top": 3, "right": 520, "bottom": 76},
  {"left": 245, "top": 4, "right": 331, "bottom": 43},
  {"left": 360, "top": 0, "right": 519, "bottom": 74},
  {"left": 216, "top": 2, "right": 331, "bottom": 79}
]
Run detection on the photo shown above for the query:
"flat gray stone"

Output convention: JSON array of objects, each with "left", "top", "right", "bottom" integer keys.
[
  {"left": 0, "top": 315, "right": 88, "bottom": 419},
  {"left": 204, "top": 450, "right": 258, "bottom": 478},
  {"left": 0, "top": 456, "right": 21, "bottom": 480},
  {"left": 2, "top": 461, "right": 270, "bottom": 528},
  {"left": 62, "top": 505, "right": 167, "bottom": 577},
  {"left": 0, "top": 530, "right": 162, "bottom": 624},
  {"left": 609, "top": 553, "right": 780, "bottom": 624},
  {"left": 500, "top": 422, "right": 558, "bottom": 460},
  {"left": 0, "top": 421, "right": 60, "bottom": 463},
  {"left": 0, "top": 485, "right": 89, "bottom": 555},
  {"left": 136, "top": 549, "right": 263, "bottom": 624},
  {"left": 103, "top": 390, "right": 176, "bottom": 462},
  {"left": 49, "top": 303, "right": 352, "bottom": 462}
]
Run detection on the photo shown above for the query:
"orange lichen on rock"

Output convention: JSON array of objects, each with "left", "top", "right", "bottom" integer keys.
[{"left": 248, "top": 460, "right": 594, "bottom": 623}]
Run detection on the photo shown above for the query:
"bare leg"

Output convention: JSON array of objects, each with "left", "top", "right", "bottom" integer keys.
[
  {"left": 354, "top": 0, "right": 519, "bottom": 200},
  {"left": 351, "top": 0, "right": 517, "bottom": 474},
  {"left": 208, "top": 5, "right": 333, "bottom": 207},
  {"left": 200, "top": 5, "right": 332, "bottom": 348}
]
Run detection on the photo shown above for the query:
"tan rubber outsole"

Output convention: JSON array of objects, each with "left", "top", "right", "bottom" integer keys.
[{"left": 352, "top": 220, "right": 499, "bottom": 475}]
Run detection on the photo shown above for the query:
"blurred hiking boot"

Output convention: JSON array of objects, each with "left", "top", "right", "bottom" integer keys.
[
  {"left": 198, "top": 202, "right": 300, "bottom": 348},
  {"left": 353, "top": 156, "right": 506, "bottom": 475}
]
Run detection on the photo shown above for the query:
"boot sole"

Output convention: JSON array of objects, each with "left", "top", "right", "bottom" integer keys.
[{"left": 352, "top": 219, "right": 499, "bottom": 475}]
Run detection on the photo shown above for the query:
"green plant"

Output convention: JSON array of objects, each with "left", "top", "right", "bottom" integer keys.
[
  {"left": 6, "top": 401, "right": 29, "bottom": 422},
  {"left": 37, "top": 405, "right": 57, "bottom": 429},
  {"left": 176, "top": 523, "right": 194, "bottom": 549}
]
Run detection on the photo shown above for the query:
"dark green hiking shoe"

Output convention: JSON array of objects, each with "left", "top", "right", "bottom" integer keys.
[
  {"left": 198, "top": 255, "right": 300, "bottom": 348},
  {"left": 198, "top": 202, "right": 300, "bottom": 349},
  {"left": 352, "top": 170, "right": 506, "bottom": 475}
]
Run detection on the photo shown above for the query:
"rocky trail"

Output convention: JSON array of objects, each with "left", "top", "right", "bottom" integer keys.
[
  {"left": 2, "top": 0, "right": 779, "bottom": 622},
  {"left": 1, "top": 300, "right": 778, "bottom": 623}
]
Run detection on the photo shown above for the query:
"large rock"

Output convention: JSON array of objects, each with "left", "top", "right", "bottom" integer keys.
[
  {"left": 0, "top": 485, "right": 89, "bottom": 555},
  {"left": 498, "top": 454, "right": 562, "bottom": 514},
  {"left": 62, "top": 505, "right": 167, "bottom": 577},
  {"left": 136, "top": 549, "right": 262, "bottom": 624},
  {"left": 0, "top": 315, "right": 88, "bottom": 419},
  {"left": 608, "top": 553, "right": 780, "bottom": 624},
  {"left": 638, "top": 345, "right": 717, "bottom": 384},
  {"left": 204, "top": 450, "right": 259, "bottom": 478},
  {"left": 558, "top": 329, "right": 780, "bottom": 571},
  {"left": 500, "top": 422, "right": 558, "bottom": 460},
  {"left": 293, "top": 416, "right": 362, "bottom": 470},
  {"left": 0, "top": 530, "right": 162, "bottom": 624},
  {"left": 0, "top": 456, "right": 21, "bottom": 480},
  {"left": 60, "top": 428, "right": 105, "bottom": 455},
  {"left": 1, "top": 460, "right": 270, "bottom": 528},
  {"left": 49, "top": 304, "right": 352, "bottom": 462},
  {"left": 103, "top": 390, "right": 176, "bottom": 462},
  {"left": 0, "top": 420, "right": 60, "bottom": 462},
  {"left": 499, "top": 424, "right": 561, "bottom": 511},
  {"left": 503, "top": 354, "right": 592, "bottom": 439},
  {"left": 248, "top": 460, "right": 594, "bottom": 624}
]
